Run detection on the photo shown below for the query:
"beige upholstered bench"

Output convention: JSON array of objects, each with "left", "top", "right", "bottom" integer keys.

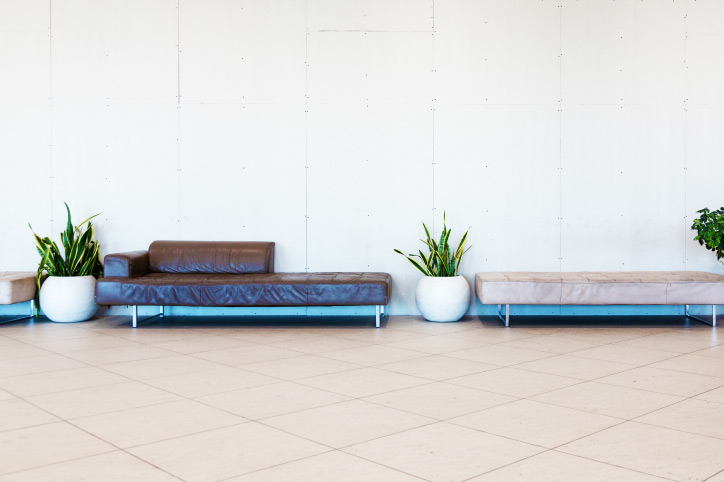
[
  {"left": 475, "top": 271, "right": 724, "bottom": 327},
  {"left": 0, "top": 272, "right": 36, "bottom": 324}
]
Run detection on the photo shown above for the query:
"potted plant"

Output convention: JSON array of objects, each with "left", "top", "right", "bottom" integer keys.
[
  {"left": 692, "top": 207, "right": 724, "bottom": 265},
  {"left": 394, "top": 214, "right": 471, "bottom": 322},
  {"left": 29, "top": 203, "right": 103, "bottom": 322}
]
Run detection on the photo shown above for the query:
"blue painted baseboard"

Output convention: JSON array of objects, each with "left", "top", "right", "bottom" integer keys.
[{"left": 0, "top": 300, "right": 715, "bottom": 318}]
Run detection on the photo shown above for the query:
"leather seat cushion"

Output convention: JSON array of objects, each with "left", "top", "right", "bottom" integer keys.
[
  {"left": 96, "top": 272, "right": 391, "bottom": 307},
  {"left": 476, "top": 271, "right": 724, "bottom": 305},
  {"left": 0, "top": 272, "right": 36, "bottom": 305}
]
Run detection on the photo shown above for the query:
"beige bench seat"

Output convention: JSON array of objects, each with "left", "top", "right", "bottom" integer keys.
[
  {"left": 0, "top": 272, "right": 36, "bottom": 323},
  {"left": 475, "top": 271, "right": 724, "bottom": 326}
]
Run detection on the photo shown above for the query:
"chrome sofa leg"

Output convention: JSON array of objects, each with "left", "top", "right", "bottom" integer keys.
[
  {"left": 497, "top": 304, "right": 510, "bottom": 327},
  {"left": 375, "top": 305, "right": 381, "bottom": 328},
  {"left": 685, "top": 304, "right": 717, "bottom": 327},
  {"left": 131, "top": 305, "right": 163, "bottom": 328}
]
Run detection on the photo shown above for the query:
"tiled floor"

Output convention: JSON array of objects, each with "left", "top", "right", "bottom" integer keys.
[{"left": 0, "top": 314, "right": 723, "bottom": 481}]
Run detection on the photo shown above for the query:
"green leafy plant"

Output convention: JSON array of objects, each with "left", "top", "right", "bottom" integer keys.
[
  {"left": 394, "top": 213, "right": 470, "bottom": 277},
  {"left": 29, "top": 203, "right": 104, "bottom": 302},
  {"left": 692, "top": 207, "right": 724, "bottom": 265}
]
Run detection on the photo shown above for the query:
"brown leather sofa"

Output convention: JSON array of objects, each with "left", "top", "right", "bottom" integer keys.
[{"left": 95, "top": 241, "right": 391, "bottom": 328}]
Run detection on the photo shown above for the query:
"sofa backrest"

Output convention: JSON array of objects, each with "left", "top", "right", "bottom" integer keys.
[{"left": 148, "top": 241, "right": 275, "bottom": 274}]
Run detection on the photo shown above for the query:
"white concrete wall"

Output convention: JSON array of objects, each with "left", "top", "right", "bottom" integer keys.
[{"left": 1, "top": 0, "right": 723, "bottom": 316}]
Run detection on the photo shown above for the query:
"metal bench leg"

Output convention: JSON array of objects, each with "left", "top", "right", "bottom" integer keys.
[
  {"left": 375, "top": 305, "right": 381, "bottom": 328},
  {"left": 496, "top": 304, "right": 510, "bottom": 327},
  {"left": 685, "top": 304, "right": 717, "bottom": 327},
  {"left": 131, "top": 305, "right": 164, "bottom": 329}
]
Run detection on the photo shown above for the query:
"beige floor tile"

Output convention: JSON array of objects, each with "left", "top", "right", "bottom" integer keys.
[
  {"left": 0, "top": 398, "right": 58, "bottom": 431},
  {"left": 0, "top": 354, "right": 86, "bottom": 378},
  {"left": 532, "top": 381, "right": 684, "bottom": 419},
  {"left": 560, "top": 422, "right": 724, "bottom": 481},
  {"left": 227, "top": 451, "right": 426, "bottom": 482},
  {"left": 501, "top": 335, "right": 603, "bottom": 354},
  {"left": 450, "top": 399, "right": 621, "bottom": 448},
  {"left": 223, "top": 329, "right": 319, "bottom": 344},
  {"left": 320, "top": 345, "right": 426, "bottom": 366},
  {"left": 444, "top": 328, "right": 542, "bottom": 344},
  {"left": 649, "top": 353, "right": 724, "bottom": 378},
  {"left": 297, "top": 367, "right": 430, "bottom": 398},
  {"left": 0, "top": 344, "right": 51, "bottom": 361},
  {"left": 105, "top": 328, "right": 205, "bottom": 343},
  {"left": 515, "top": 355, "right": 636, "bottom": 380},
  {"left": 243, "top": 355, "right": 361, "bottom": 380},
  {"left": 0, "top": 336, "right": 22, "bottom": 347},
  {"left": 4, "top": 325, "right": 101, "bottom": 344},
  {"left": 263, "top": 399, "right": 433, "bottom": 448},
  {"left": 706, "top": 471, "right": 724, "bottom": 482},
  {"left": 382, "top": 335, "right": 485, "bottom": 354},
  {"left": 0, "top": 389, "right": 13, "bottom": 401},
  {"left": 330, "top": 328, "right": 429, "bottom": 343},
  {"left": 551, "top": 328, "right": 661, "bottom": 344},
  {"left": 73, "top": 399, "right": 246, "bottom": 448},
  {"left": 144, "top": 366, "right": 279, "bottom": 398},
  {"left": 63, "top": 344, "right": 178, "bottom": 365},
  {"left": 636, "top": 399, "right": 724, "bottom": 440},
  {"left": 378, "top": 355, "right": 497, "bottom": 381},
  {"left": 197, "top": 381, "right": 350, "bottom": 420},
  {"left": 386, "top": 318, "right": 482, "bottom": 335},
  {"left": 616, "top": 331, "right": 721, "bottom": 353},
  {"left": 33, "top": 335, "right": 138, "bottom": 354},
  {"left": 27, "top": 381, "right": 181, "bottom": 419},
  {"left": 345, "top": 422, "right": 543, "bottom": 482},
  {"left": 692, "top": 345, "right": 724, "bottom": 358},
  {"left": 101, "top": 354, "right": 222, "bottom": 380},
  {"left": 363, "top": 382, "right": 516, "bottom": 420},
  {"left": 447, "top": 345, "right": 553, "bottom": 366},
  {"left": 567, "top": 343, "right": 679, "bottom": 366},
  {"left": 0, "top": 366, "right": 128, "bottom": 397},
  {"left": 149, "top": 335, "right": 253, "bottom": 354},
  {"left": 128, "top": 422, "right": 328, "bottom": 482},
  {"left": 0, "top": 422, "right": 113, "bottom": 475},
  {"left": 467, "top": 450, "right": 669, "bottom": 482},
  {"left": 267, "top": 335, "right": 371, "bottom": 354},
  {"left": 0, "top": 451, "right": 181, "bottom": 482},
  {"left": 192, "top": 344, "right": 301, "bottom": 366},
  {"left": 448, "top": 367, "right": 580, "bottom": 398},
  {"left": 696, "top": 385, "right": 724, "bottom": 404},
  {"left": 597, "top": 366, "right": 724, "bottom": 397}
]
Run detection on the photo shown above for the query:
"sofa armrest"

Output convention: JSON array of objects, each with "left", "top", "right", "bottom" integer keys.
[{"left": 103, "top": 251, "right": 149, "bottom": 278}]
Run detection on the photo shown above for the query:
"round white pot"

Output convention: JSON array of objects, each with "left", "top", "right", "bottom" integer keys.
[
  {"left": 39, "top": 275, "right": 97, "bottom": 323},
  {"left": 415, "top": 275, "right": 471, "bottom": 322}
]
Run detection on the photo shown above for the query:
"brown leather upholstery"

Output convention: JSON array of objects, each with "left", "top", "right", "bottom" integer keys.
[
  {"left": 95, "top": 272, "right": 391, "bottom": 307},
  {"left": 95, "top": 241, "right": 391, "bottom": 308},
  {"left": 104, "top": 251, "right": 149, "bottom": 278},
  {"left": 148, "top": 241, "right": 274, "bottom": 275}
]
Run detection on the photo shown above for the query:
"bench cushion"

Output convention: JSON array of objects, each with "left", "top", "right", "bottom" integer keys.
[
  {"left": 149, "top": 241, "right": 274, "bottom": 275},
  {"left": 95, "top": 272, "right": 391, "bottom": 307},
  {"left": 0, "top": 272, "right": 36, "bottom": 305},
  {"left": 476, "top": 271, "right": 724, "bottom": 305}
]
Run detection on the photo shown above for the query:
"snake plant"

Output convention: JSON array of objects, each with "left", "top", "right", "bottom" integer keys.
[
  {"left": 692, "top": 207, "right": 724, "bottom": 265},
  {"left": 394, "top": 213, "right": 470, "bottom": 277},
  {"left": 29, "top": 203, "right": 104, "bottom": 304}
]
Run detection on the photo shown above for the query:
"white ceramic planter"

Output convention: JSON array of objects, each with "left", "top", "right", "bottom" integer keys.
[
  {"left": 39, "top": 275, "right": 97, "bottom": 323},
  {"left": 415, "top": 275, "right": 471, "bottom": 322}
]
